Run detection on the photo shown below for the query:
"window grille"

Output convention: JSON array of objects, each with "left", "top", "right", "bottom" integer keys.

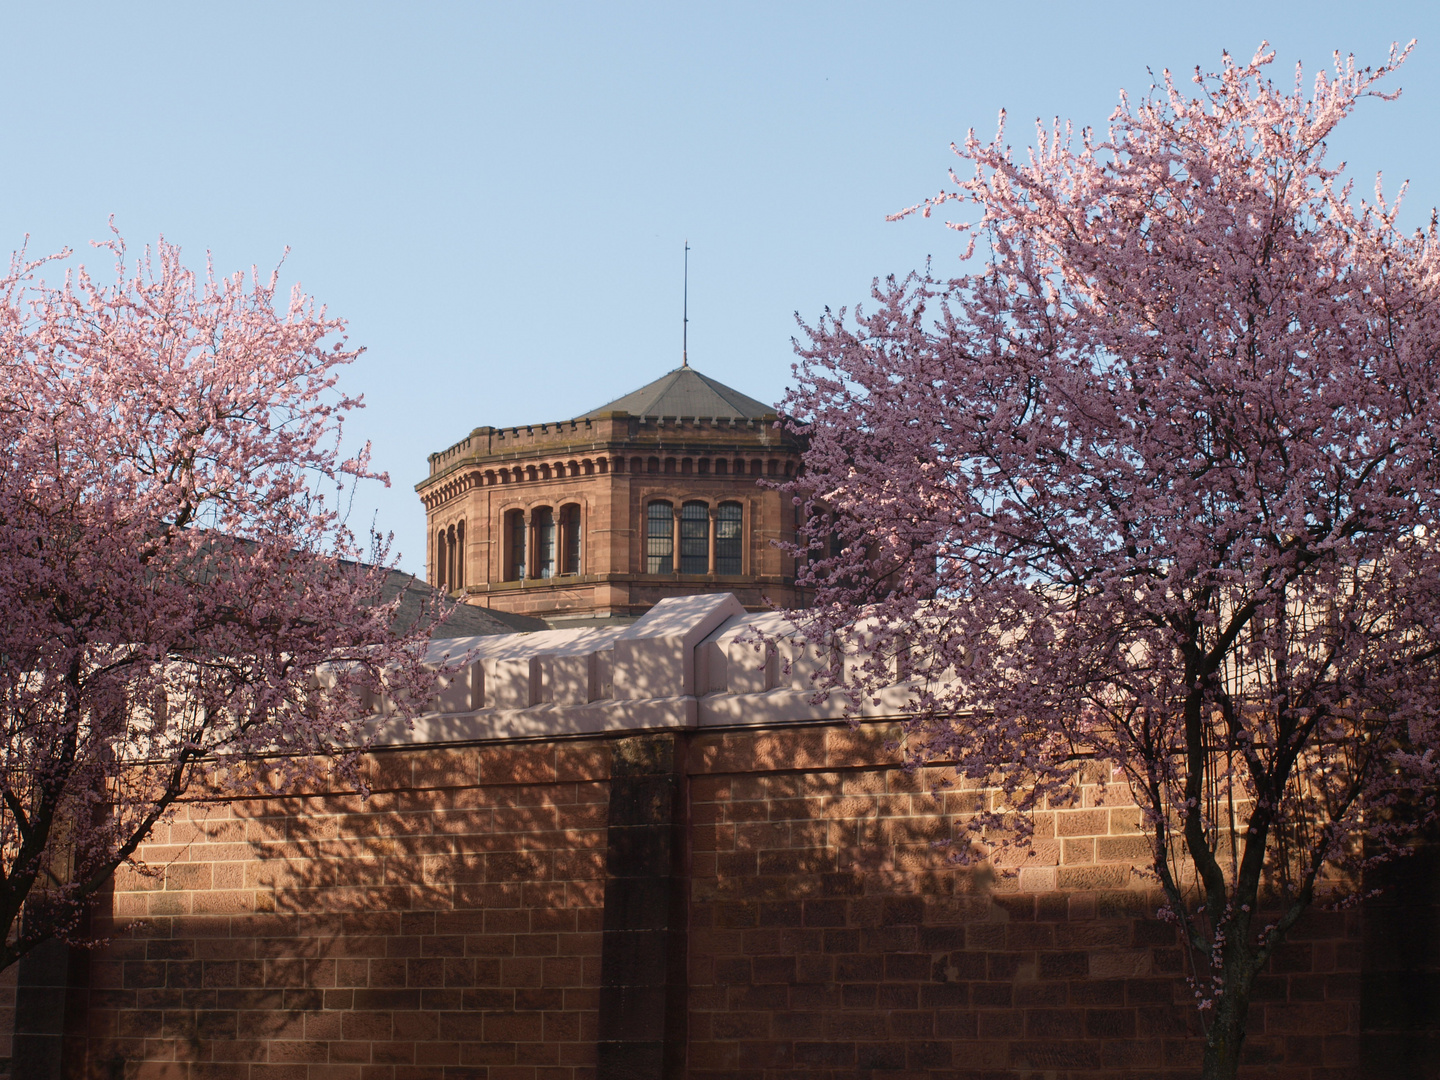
[
  {"left": 561, "top": 504, "right": 582, "bottom": 575},
  {"left": 681, "top": 501, "right": 709, "bottom": 574},
  {"left": 716, "top": 502, "right": 743, "bottom": 575},
  {"left": 535, "top": 507, "right": 556, "bottom": 578},
  {"left": 508, "top": 510, "right": 526, "bottom": 581},
  {"left": 647, "top": 501, "right": 674, "bottom": 574}
]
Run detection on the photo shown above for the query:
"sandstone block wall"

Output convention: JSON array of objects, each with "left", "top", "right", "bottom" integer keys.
[
  {"left": 43, "top": 723, "right": 1369, "bottom": 1080},
  {"left": 13, "top": 595, "right": 1413, "bottom": 1079},
  {"left": 685, "top": 726, "right": 1362, "bottom": 1079},
  {"left": 71, "top": 743, "right": 611, "bottom": 1080}
]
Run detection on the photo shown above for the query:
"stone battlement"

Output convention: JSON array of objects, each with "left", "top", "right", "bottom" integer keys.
[{"left": 426, "top": 414, "right": 787, "bottom": 478}]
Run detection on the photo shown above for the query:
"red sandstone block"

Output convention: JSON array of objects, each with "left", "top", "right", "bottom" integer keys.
[
  {"left": 542, "top": 955, "right": 585, "bottom": 985},
  {"left": 1261, "top": 1001, "right": 1352, "bottom": 1034},
  {"left": 514, "top": 1044, "right": 562, "bottom": 1068},
  {"left": 410, "top": 749, "right": 477, "bottom": 789},
  {"left": 767, "top": 796, "right": 827, "bottom": 823},
  {"left": 328, "top": 1041, "right": 374, "bottom": 1064},
  {"left": 514, "top": 933, "right": 559, "bottom": 957},
  {"left": 486, "top": 851, "right": 551, "bottom": 883},
  {"left": 554, "top": 742, "right": 608, "bottom": 781},
  {"left": 554, "top": 803, "right": 607, "bottom": 830},
  {"left": 373, "top": 1041, "right": 417, "bottom": 1065},
  {"left": 551, "top": 850, "right": 605, "bottom": 881},
  {"left": 270, "top": 1040, "right": 330, "bottom": 1064},
  {"left": 1057, "top": 864, "right": 1131, "bottom": 890},
  {"left": 484, "top": 1012, "right": 544, "bottom": 1042},
  {"left": 476, "top": 746, "right": 555, "bottom": 785},
  {"left": 1055, "top": 809, "right": 1109, "bottom": 837},
  {"left": 1109, "top": 807, "right": 1144, "bottom": 834},
  {"left": 500, "top": 956, "right": 544, "bottom": 987},
  {"left": 688, "top": 773, "right": 732, "bottom": 801},
  {"left": 412, "top": 1040, "right": 459, "bottom": 1066},
  {"left": 431, "top": 809, "right": 494, "bottom": 837},
  {"left": 825, "top": 726, "right": 895, "bottom": 767},
  {"left": 164, "top": 863, "right": 213, "bottom": 892},
  {"left": 1062, "top": 837, "right": 1096, "bottom": 865},
  {"left": 363, "top": 751, "right": 414, "bottom": 792},
  {"left": 729, "top": 774, "right": 773, "bottom": 802},
  {"left": 494, "top": 806, "right": 559, "bottom": 834}
]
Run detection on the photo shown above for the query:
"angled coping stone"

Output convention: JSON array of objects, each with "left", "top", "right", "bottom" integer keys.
[
  {"left": 372, "top": 593, "right": 909, "bottom": 746},
  {"left": 610, "top": 593, "right": 746, "bottom": 700}
]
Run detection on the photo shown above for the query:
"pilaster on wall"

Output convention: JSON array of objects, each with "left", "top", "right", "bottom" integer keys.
[
  {"left": 597, "top": 735, "right": 688, "bottom": 1080},
  {"left": 11, "top": 935, "right": 77, "bottom": 1080}
]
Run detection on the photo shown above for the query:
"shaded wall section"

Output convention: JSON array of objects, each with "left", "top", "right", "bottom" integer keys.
[
  {"left": 685, "top": 725, "right": 1364, "bottom": 1079},
  {"left": 70, "top": 742, "right": 611, "bottom": 1080}
]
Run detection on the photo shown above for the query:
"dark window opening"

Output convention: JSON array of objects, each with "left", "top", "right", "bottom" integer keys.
[
  {"left": 681, "top": 501, "right": 709, "bottom": 574},
  {"left": 716, "top": 502, "right": 743, "bottom": 575},
  {"left": 561, "top": 504, "right": 582, "bottom": 575},
  {"left": 507, "top": 509, "right": 527, "bottom": 581},
  {"left": 535, "top": 507, "right": 556, "bottom": 578},
  {"left": 647, "top": 501, "right": 674, "bottom": 574}
]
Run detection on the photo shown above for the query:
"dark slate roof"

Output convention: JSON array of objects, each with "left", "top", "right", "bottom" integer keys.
[
  {"left": 382, "top": 572, "right": 548, "bottom": 637},
  {"left": 580, "top": 365, "right": 777, "bottom": 420}
]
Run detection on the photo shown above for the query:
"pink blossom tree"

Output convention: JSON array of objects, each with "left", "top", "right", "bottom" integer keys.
[
  {"left": 783, "top": 44, "right": 1440, "bottom": 1079},
  {"left": 0, "top": 231, "right": 441, "bottom": 968}
]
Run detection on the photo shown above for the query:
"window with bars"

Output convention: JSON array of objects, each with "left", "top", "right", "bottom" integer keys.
[
  {"left": 716, "top": 502, "right": 743, "bottom": 575},
  {"left": 680, "top": 501, "right": 709, "bottom": 574},
  {"left": 507, "top": 509, "right": 526, "bottom": 581},
  {"left": 561, "top": 504, "right": 582, "bottom": 575},
  {"left": 647, "top": 501, "right": 674, "bottom": 574},
  {"left": 535, "top": 507, "right": 556, "bottom": 578}
]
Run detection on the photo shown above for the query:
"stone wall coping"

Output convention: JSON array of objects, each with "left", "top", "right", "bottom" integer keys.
[{"left": 373, "top": 593, "right": 896, "bottom": 746}]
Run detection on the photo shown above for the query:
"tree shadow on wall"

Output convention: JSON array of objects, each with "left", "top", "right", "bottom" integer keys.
[{"left": 81, "top": 753, "right": 606, "bottom": 1080}]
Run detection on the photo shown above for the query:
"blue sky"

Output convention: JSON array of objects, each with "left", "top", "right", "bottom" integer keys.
[{"left": 4, "top": 2, "right": 1436, "bottom": 573}]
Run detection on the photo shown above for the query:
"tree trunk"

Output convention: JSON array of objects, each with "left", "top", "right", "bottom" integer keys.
[{"left": 1201, "top": 989, "right": 1251, "bottom": 1080}]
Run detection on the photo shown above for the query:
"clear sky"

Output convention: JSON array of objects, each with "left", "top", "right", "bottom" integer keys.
[{"left": 3, "top": 2, "right": 1436, "bottom": 573}]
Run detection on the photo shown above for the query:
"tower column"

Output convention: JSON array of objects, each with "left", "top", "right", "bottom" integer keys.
[{"left": 707, "top": 507, "right": 717, "bottom": 575}]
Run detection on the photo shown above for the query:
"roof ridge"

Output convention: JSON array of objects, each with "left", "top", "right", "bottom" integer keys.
[{"left": 578, "top": 364, "right": 777, "bottom": 421}]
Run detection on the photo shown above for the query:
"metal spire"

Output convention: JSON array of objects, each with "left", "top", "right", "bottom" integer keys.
[{"left": 682, "top": 240, "right": 690, "bottom": 368}]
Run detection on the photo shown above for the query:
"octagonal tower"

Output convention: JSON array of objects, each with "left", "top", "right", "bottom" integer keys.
[{"left": 416, "top": 365, "right": 806, "bottom": 625}]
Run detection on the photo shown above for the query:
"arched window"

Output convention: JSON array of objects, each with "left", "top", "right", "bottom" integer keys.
[
  {"left": 436, "top": 527, "right": 448, "bottom": 589},
  {"left": 445, "top": 522, "right": 465, "bottom": 590},
  {"left": 534, "top": 507, "right": 556, "bottom": 578},
  {"left": 716, "top": 502, "right": 743, "bottom": 575},
  {"left": 647, "top": 501, "right": 674, "bottom": 574},
  {"left": 560, "top": 504, "right": 582, "bottom": 575},
  {"left": 446, "top": 525, "right": 456, "bottom": 590},
  {"left": 505, "top": 509, "right": 526, "bottom": 581},
  {"left": 680, "top": 501, "right": 709, "bottom": 574}
]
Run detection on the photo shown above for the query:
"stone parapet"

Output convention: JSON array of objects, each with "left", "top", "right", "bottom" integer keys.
[{"left": 373, "top": 594, "right": 867, "bottom": 745}]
